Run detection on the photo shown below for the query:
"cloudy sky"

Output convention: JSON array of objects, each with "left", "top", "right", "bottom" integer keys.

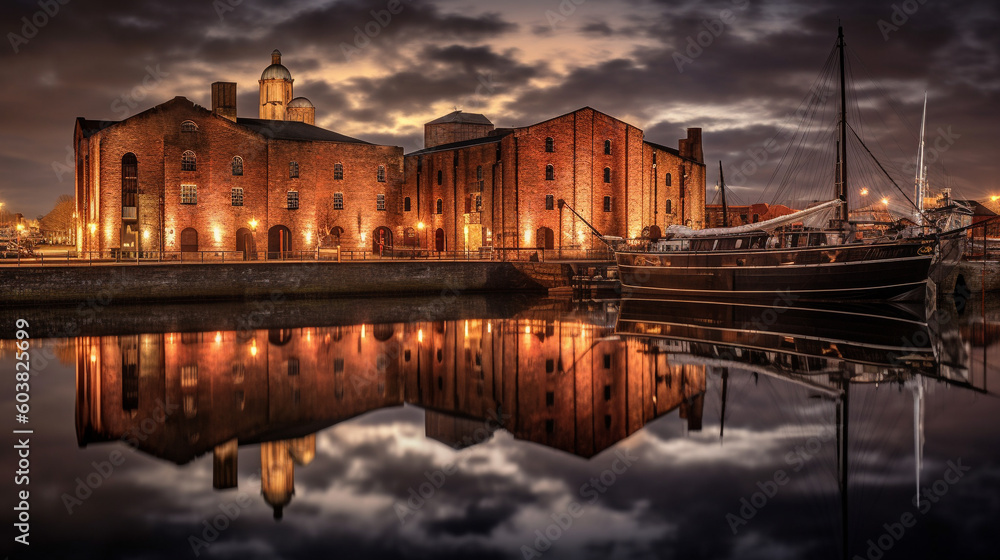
[{"left": 1, "top": 0, "right": 998, "bottom": 218}]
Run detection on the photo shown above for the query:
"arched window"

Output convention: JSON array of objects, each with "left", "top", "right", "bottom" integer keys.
[
  {"left": 121, "top": 153, "right": 138, "bottom": 209},
  {"left": 604, "top": 167, "right": 611, "bottom": 183},
  {"left": 436, "top": 198, "right": 443, "bottom": 214},
  {"left": 181, "top": 151, "right": 196, "bottom": 171},
  {"left": 665, "top": 199, "right": 672, "bottom": 214},
  {"left": 231, "top": 156, "right": 243, "bottom": 176},
  {"left": 545, "top": 137, "right": 554, "bottom": 152},
  {"left": 181, "top": 120, "right": 198, "bottom": 132},
  {"left": 377, "top": 165, "right": 386, "bottom": 182},
  {"left": 545, "top": 164, "right": 554, "bottom": 181},
  {"left": 289, "top": 161, "right": 299, "bottom": 178},
  {"left": 334, "top": 163, "right": 344, "bottom": 180},
  {"left": 665, "top": 172, "right": 672, "bottom": 186},
  {"left": 604, "top": 139, "right": 612, "bottom": 155}
]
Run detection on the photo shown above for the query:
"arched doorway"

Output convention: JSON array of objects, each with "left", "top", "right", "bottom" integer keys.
[
  {"left": 268, "top": 225, "right": 291, "bottom": 259},
  {"left": 648, "top": 225, "right": 662, "bottom": 242},
  {"left": 236, "top": 228, "right": 256, "bottom": 260},
  {"left": 536, "top": 227, "right": 554, "bottom": 250},
  {"left": 180, "top": 228, "right": 199, "bottom": 253},
  {"left": 330, "top": 226, "right": 344, "bottom": 247},
  {"left": 435, "top": 228, "right": 445, "bottom": 252},
  {"left": 373, "top": 226, "right": 392, "bottom": 256}
]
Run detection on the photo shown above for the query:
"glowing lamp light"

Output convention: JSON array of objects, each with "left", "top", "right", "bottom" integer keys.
[
  {"left": 16, "top": 223, "right": 25, "bottom": 232},
  {"left": 881, "top": 197, "right": 890, "bottom": 206},
  {"left": 524, "top": 229, "right": 532, "bottom": 244},
  {"left": 524, "top": 325, "right": 530, "bottom": 334},
  {"left": 250, "top": 339, "right": 258, "bottom": 357},
  {"left": 143, "top": 230, "right": 151, "bottom": 240},
  {"left": 305, "top": 231, "right": 312, "bottom": 244},
  {"left": 214, "top": 332, "right": 222, "bottom": 344},
  {"left": 88, "top": 223, "right": 97, "bottom": 234},
  {"left": 213, "top": 227, "right": 222, "bottom": 243},
  {"left": 860, "top": 188, "right": 869, "bottom": 196},
  {"left": 248, "top": 218, "right": 259, "bottom": 231},
  {"left": 417, "top": 221, "right": 425, "bottom": 231},
  {"left": 418, "top": 329, "right": 424, "bottom": 343},
  {"left": 992, "top": 195, "right": 999, "bottom": 202},
  {"left": 90, "top": 352, "right": 97, "bottom": 363},
  {"left": 361, "top": 325, "right": 366, "bottom": 339},
  {"left": 463, "top": 225, "right": 469, "bottom": 235},
  {"left": 464, "top": 320, "right": 469, "bottom": 337},
  {"left": 361, "top": 232, "right": 367, "bottom": 243},
  {"left": 487, "top": 322, "right": 492, "bottom": 334}
]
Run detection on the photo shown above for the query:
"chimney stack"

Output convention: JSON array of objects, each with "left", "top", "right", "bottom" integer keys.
[{"left": 211, "top": 82, "right": 237, "bottom": 122}]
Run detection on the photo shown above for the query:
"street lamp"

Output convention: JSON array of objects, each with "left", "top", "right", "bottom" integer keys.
[
  {"left": 417, "top": 221, "right": 426, "bottom": 252},
  {"left": 16, "top": 223, "right": 24, "bottom": 263},
  {"left": 248, "top": 218, "right": 258, "bottom": 231}
]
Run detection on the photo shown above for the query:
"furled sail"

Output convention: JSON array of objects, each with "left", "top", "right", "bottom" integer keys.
[{"left": 661, "top": 199, "right": 844, "bottom": 238}]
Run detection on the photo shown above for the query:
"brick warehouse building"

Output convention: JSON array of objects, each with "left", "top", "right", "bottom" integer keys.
[{"left": 74, "top": 50, "right": 705, "bottom": 257}]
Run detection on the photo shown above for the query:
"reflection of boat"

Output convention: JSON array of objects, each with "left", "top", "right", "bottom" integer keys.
[
  {"left": 614, "top": 296, "right": 973, "bottom": 389},
  {"left": 606, "top": 28, "right": 968, "bottom": 302}
]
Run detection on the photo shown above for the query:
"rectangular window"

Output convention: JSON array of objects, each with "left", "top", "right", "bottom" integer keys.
[
  {"left": 289, "top": 161, "right": 299, "bottom": 178},
  {"left": 437, "top": 170, "right": 443, "bottom": 185},
  {"left": 603, "top": 354, "right": 612, "bottom": 369},
  {"left": 334, "top": 163, "right": 344, "bottom": 180},
  {"left": 287, "top": 190, "right": 299, "bottom": 210},
  {"left": 334, "top": 358, "right": 345, "bottom": 373},
  {"left": 180, "top": 184, "right": 197, "bottom": 204},
  {"left": 376, "top": 194, "right": 386, "bottom": 211},
  {"left": 404, "top": 196, "right": 411, "bottom": 211},
  {"left": 334, "top": 192, "right": 344, "bottom": 210},
  {"left": 231, "top": 187, "right": 244, "bottom": 207},
  {"left": 603, "top": 196, "right": 612, "bottom": 212},
  {"left": 545, "top": 195, "right": 554, "bottom": 210},
  {"left": 377, "top": 165, "right": 386, "bottom": 182},
  {"left": 475, "top": 194, "right": 482, "bottom": 212}
]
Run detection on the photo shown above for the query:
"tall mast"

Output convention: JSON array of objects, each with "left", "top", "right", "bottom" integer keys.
[
  {"left": 914, "top": 92, "right": 928, "bottom": 225},
  {"left": 719, "top": 161, "right": 729, "bottom": 227},
  {"left": 838, "top": 25, "right": 849, "bottom": 222}
]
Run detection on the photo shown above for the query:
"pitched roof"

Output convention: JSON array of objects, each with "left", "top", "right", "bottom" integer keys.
[
  {"left": 236, "top": 118, "right": 371, "bottom": 144},
  {"left": 77, "top": 118, "right": 118, "bottom": 138},
  {"left": 643, "top": 140, "right": 680, "bottom": 157},
  {"left": 426, "top": 110, "right": 493, "bottom": 126},
  {"left": 406, "top": 133, "right": 507, "bottom": 156}
]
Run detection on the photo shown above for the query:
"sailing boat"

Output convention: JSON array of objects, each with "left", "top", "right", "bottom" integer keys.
[{"left": 610, "top": 27, "right": 969, "bottom": 302}]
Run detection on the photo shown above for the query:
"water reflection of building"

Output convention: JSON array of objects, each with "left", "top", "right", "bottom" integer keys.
[{"left": 75, "top": 316, "right": 706, "bottom": 516}]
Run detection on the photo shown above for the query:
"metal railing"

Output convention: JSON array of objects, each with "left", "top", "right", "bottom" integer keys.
[{"left": 0, "top": 246, "right": 615, "bottom": 266}]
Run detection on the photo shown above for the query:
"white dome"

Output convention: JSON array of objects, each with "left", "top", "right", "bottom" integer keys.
[{"left": 288, "top": 97, "right": 314, "bottom": 108}]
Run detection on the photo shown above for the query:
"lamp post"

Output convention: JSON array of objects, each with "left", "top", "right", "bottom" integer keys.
[
  {"left": 16, "top": 223, "right": 25, "bottom": 265},
  {"left": 417, "top": 221, "right": 426, "bottom": 256}
]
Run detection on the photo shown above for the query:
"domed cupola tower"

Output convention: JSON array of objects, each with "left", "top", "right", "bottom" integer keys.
[{"left": 259, "top": 49, "right": 293, "bottom": 120}]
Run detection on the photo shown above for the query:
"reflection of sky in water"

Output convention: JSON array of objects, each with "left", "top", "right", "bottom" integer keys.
[{"left": 1, "top": 297, "right": 998, "bottom": 560}]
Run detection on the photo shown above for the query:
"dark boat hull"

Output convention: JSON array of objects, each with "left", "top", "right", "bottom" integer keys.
[{"left": 616, "top": 239, "right": 936, "bottom": 302}]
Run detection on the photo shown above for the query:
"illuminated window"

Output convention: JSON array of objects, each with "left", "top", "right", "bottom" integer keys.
[
  {"left": 334, "top": 163, "right": 344, "bottom": 180},
  {"left": 377, "top": 165, "right": 386, "bottom": 182},
  {"left": 231, "top": 156, "right": 243, "bottom": 176},
  {"left": 376, "top": 193, "right": 386, "bottom": 211},
  {"left": 289, "top": 161, "right": 299, "bottom": 178},
  {"left": 231, "top": 187, "right": 244, "bottom": 206},
  {"left": 545, "top": 137, "right": 554, "bottom": 152},
  {"left": 287, "top": 190, "right": 299, "bottom": 210},
  {"left": 121, "top": 153, "right": 137, "bottom": 209},
  {"left": 180, "top": 184, "right": 197, "bottom": 204},
  {"left": 546, "top": 164, "right": 554, "bottom": 181},
  {"left": 333, "top": 192, "right": 344, "bottom": 210},
  {"left": 181, "top": 150, "right": 196, "bottom": 171}
]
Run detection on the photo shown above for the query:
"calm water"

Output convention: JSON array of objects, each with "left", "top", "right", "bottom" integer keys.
[{"left": 2, "top": 294, "right": 999, "bottom": 560}]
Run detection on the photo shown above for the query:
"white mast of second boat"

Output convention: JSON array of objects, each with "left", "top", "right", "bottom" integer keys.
[{"left": 914, "top": 92, "right": 928, "bottom": 225}]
